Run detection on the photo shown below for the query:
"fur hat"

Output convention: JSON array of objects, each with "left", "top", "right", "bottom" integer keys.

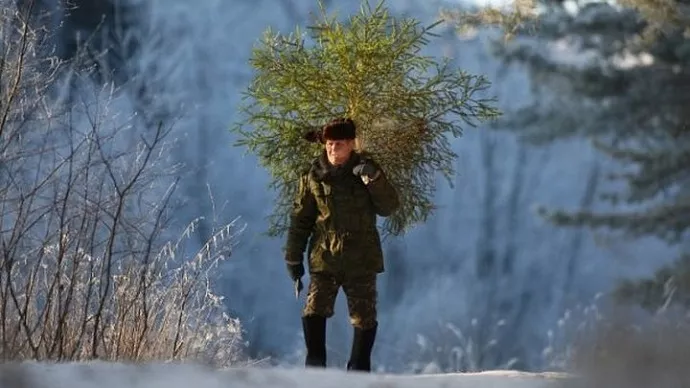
[{"left": 303, "top": 118, "right": 356, "bottom": 143}]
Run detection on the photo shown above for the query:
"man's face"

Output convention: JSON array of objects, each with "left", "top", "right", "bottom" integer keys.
[{"left": 325, "top": 139, "right": 355, "bottom": 166}]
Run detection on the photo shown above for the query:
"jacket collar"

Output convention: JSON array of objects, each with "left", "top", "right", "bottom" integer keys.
[{"left": 311, "top": 151, "right": 361, "bottom": 181}]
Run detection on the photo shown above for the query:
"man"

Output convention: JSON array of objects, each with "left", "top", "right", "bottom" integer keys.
[{"left": 283, "top": 117, "right": 400, "bottom": 372}]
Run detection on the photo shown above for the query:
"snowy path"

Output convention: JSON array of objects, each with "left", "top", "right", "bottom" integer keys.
[{"left": 0, "top": 362, "right": 572, "bottom": 388}]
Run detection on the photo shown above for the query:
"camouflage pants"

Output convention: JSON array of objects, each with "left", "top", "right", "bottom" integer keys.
[{"left": 302, "top": 272, "right": 378, "bottom": 329}]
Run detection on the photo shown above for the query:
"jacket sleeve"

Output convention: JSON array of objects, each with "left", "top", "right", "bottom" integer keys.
[
  {"left": 365, "top": 165, "right": 400, "bottom": 217},
  {"left": 284, "top": 173, "right": 318, "bottom": 265}
]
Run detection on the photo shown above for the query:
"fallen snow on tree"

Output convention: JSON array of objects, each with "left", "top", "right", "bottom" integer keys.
[{"left": 0, "top": 362, "right": 570, "bottom": 388}]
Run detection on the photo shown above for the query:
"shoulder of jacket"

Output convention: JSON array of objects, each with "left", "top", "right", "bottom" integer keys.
[
  {"left": 297, "top": 158, "right": 317, "bottom": 178},
  {"left": 356, "top": 151, "right": 381, "bottom": 167},
  {"left": 357, "top": 150, "right": 372, "bottom": 158},
  {"left": 299, "top": 166, "right": 311, "bottom": 177},
  {"left": 297, "top": 162, "right": 321, "bottom": 187},
  {"left": 358, "top": 150, "right": 380, "bottom": 160},
  {"left": 298, "top": 171, "right": 314, "bottom": 186}
]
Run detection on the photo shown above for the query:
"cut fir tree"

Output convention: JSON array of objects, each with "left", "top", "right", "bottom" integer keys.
[{"left": 232, "top": 0, "right": 500, "bottom": 237}]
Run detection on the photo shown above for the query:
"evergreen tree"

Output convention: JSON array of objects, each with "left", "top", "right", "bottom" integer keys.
[
  {"left": 444, "top": 1, "right": 690, "bottom": 309},
  {"left": 232, "top": 0, "right": 500, "bottom": 237}
]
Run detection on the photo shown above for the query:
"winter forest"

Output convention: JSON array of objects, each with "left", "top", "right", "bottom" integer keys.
[{"left": 1, "top": 0, "right": 688, "bottom": 377}]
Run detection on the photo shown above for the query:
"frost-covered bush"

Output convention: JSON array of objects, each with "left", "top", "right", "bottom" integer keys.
[{"left": 0, "top": 1, "right": 246, "bottom": 366}]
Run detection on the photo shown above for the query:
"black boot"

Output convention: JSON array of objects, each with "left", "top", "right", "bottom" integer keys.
[
  {"left": 346, "top": 322, "right": 377, "bottom": 372},
  {"left": 302, "top": 315, "right": 327, "bottom": 367}
]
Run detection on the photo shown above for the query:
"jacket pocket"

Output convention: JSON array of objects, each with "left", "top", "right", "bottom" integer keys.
[
  {"left": 312, "top": 182, "right": 332, "bottom": 217},
  {"left": 308, "top": 233, "right": 335, "bottom": 273}
]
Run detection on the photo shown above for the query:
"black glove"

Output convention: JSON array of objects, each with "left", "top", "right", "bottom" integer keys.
[
  {"left": 286, "top": 262, "right": 305, "bottom": 282},
  {"left": 352, "top": 160, "right": 378, "bottom": 178}
]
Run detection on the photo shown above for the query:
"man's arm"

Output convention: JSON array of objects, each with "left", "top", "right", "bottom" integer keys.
[
  {"left": 284, "top": 174, "right": 318, "bottom": 265},
  {"left": 362, "top": 164, "right": 400, "bottom": 217}
]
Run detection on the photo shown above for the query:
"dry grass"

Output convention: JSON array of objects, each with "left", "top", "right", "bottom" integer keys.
[
  {"left": 557, "top": 307, "right": 690, "bottom": 388},
  {"left": 0, "top": 0, "right": 245, "bottom": 367}
]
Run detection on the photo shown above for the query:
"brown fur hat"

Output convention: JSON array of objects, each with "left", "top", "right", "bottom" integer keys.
[{"left": 303, "top": 118, "right": 356, "bottom": 143}]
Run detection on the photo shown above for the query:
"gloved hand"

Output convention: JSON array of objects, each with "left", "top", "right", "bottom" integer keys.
[
  {"left": 286, "top": 262, "right": 305, "bottom": 282},
  {"left": 352, "top": 160, "right": 378, "bottom": 178}
]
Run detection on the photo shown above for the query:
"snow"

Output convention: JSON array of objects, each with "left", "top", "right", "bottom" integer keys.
[
  {"left": 113, "top": 0, "right": 678, "bottom": 370},
  {"left": 0, "top": 362, "right": 570, "bottom": 388},
  {"left": 612, "top": 51, "right": 655, "bottom": 69},
  {"left": 22, "top": 0, "right": 676, "bottom": 372}
]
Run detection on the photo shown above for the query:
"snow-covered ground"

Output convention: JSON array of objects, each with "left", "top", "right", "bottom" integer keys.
[
  {"left": 19, "top": 0, "right": 677, "bottom": 372},
  {"left": 0, "top": 362, "right": 570, "bottom": 388}
]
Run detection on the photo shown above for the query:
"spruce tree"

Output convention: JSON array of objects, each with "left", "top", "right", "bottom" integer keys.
[
  {"left": 444, "top": 1, "right": 690, "bottom": 309},
  {"left": 233, "top": 0, "right": 500, "bottom": 237}
]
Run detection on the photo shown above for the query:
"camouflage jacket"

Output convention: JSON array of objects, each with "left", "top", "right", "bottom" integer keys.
[{"left": 284, "top": 151, "right": 400, "bottom": 276}]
